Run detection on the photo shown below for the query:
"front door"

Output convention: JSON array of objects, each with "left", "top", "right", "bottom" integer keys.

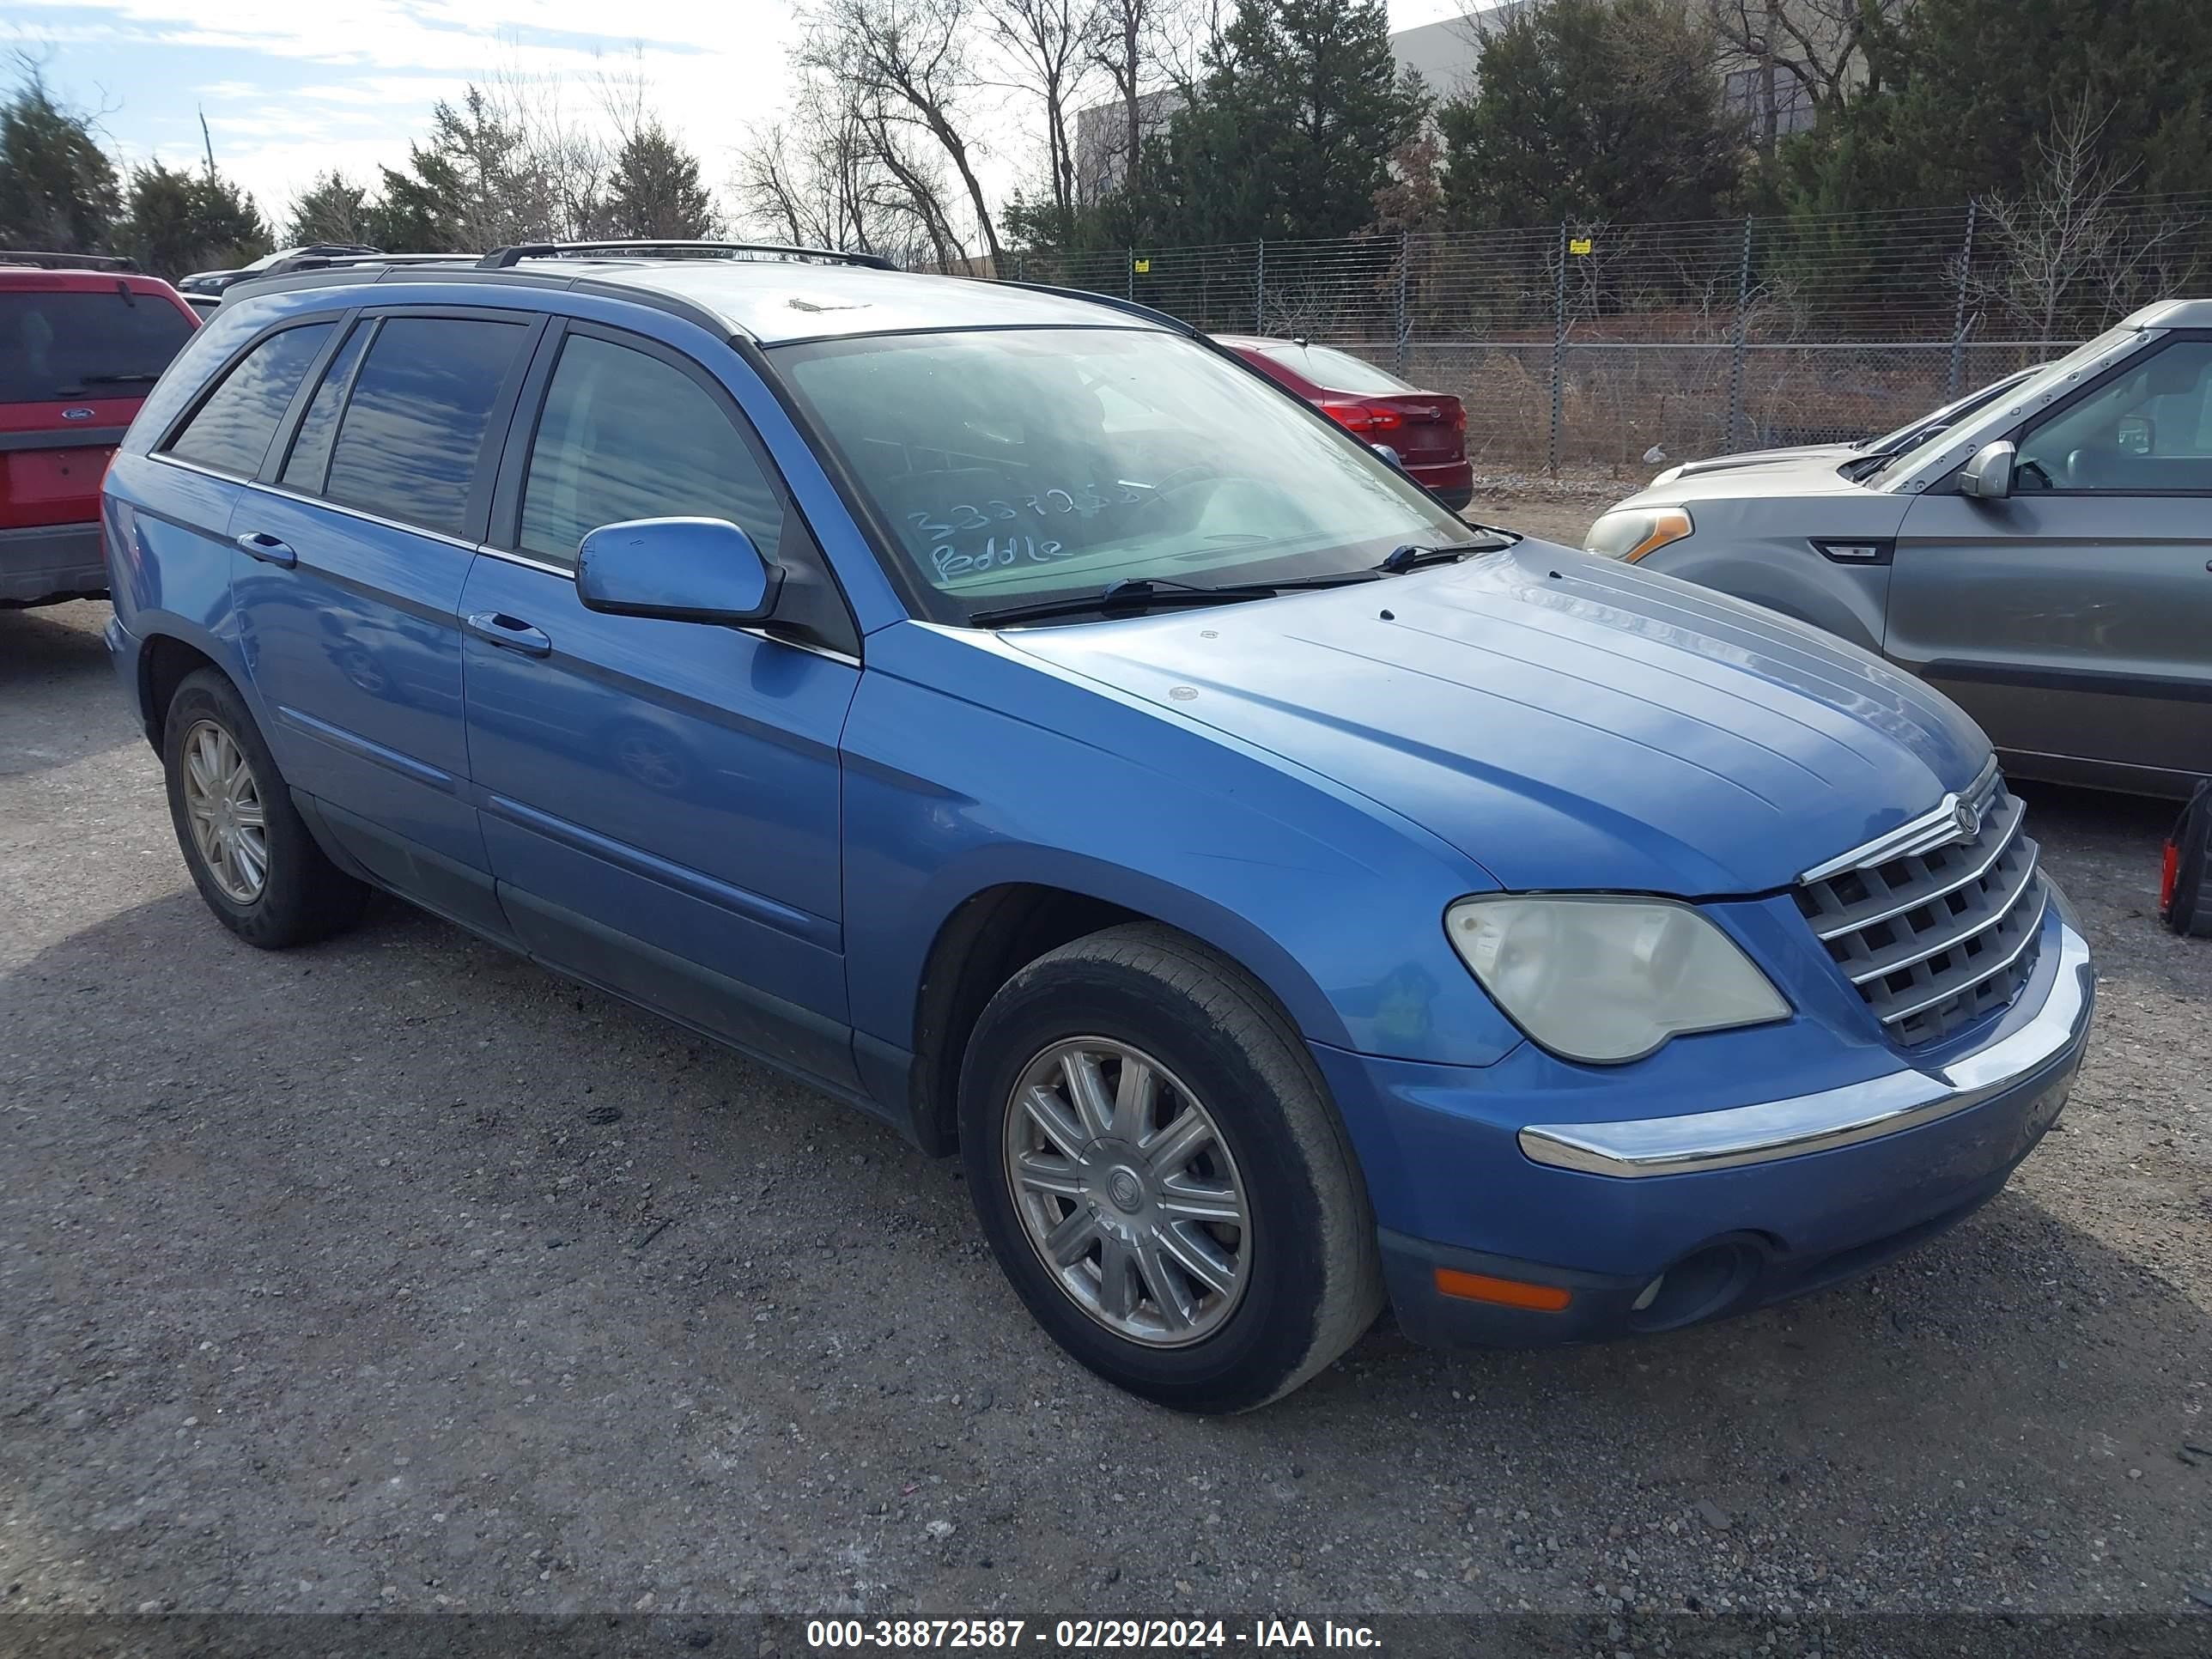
[
  {"left": 459, "top": 323, "right": 862, "bottom": 1089},
  {"left": 1887, "top": 335, "right": 2212, "bottom": 789}
]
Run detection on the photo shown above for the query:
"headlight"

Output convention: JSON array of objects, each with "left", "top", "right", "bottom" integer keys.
[
  {"left": 1584, "top": 507, "right": 1693, "bottom": 562},
  {"left": 1444, "top": 895, "right": 1789, "bottom": 1064}
]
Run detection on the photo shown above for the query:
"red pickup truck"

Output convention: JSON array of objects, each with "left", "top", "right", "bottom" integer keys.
[{"left": 2, "top": 254, "right": 199, "bottom": 608}]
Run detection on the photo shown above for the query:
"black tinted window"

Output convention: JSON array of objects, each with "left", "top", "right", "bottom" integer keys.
[
  {"left": 0, "top": 287, "right": 197, "bottom": 404},
  {"left": 520, "top": 334, "right": 783, "bottom": 569},
  {"left": 323, "top": 318, "right": 527, "bottom": 538},
  {"left": 164, "top": 323, "right": 331, "bottom": 475}
]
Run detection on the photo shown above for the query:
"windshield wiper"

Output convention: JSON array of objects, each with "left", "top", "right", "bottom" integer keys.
[
  {"left": 968, "top": 571, "right": 1374, "bottom": 629},
  {"left": 74, "top": 372, "right": 162, "bottom": 386},
  {"left": 1376, "top": 535, "right": 1512, "bottom": 574}
]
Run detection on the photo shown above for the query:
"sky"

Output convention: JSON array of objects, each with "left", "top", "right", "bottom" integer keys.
[{"left": 7, "top": 0, "right": 1479, "bottom": 240}]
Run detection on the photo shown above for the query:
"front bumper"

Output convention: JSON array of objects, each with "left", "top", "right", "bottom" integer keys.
[
  {"left": 0, "top": 521, "right": 107, "bottom": 606},
  {"left": 1320, "top": 897, "right": 2094, "bottom": 1349}
]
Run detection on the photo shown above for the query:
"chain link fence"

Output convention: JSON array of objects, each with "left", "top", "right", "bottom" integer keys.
[{"left": 1004, "top": 193, "right": 2212, "bottom": 474}]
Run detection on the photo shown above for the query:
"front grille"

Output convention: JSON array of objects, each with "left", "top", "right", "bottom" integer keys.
[{"left": 1794, "top": 769, "right": 2046, "bottom": 1048}]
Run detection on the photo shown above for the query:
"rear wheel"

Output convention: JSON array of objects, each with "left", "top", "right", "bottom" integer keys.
[
  {"left": 162, "top": 669, "right": 367, "bottom": 948},
  {"left": 959, "top": 924, "right": 1382, "bottom": 1413}
]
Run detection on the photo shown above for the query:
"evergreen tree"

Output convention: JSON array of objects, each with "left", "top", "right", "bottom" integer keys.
[
  {"left": 288, "top": 170, "right": 378, "bottom": 246},
  {"left": 1145, "top": 0, "right": 1422, "bottom": 245},
  {"left": 605, "top": 124, "right": 718, "bottom": 240},
  {"left": 1778, "top": 0, "right": 2212, "bottom": 214},
  {"left": 1438, "top": 0, "right": 1744, "bottom": 229},
  {"left": 117, "top": 160, "right": 270, "bottom": 278},
  {"left": 0, "top": 70, "right": 121, "bottom": 252}
]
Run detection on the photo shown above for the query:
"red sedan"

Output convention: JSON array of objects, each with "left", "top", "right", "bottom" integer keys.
[{"left": 1218, "top": 336, "right": 1473, "bottom": 509}]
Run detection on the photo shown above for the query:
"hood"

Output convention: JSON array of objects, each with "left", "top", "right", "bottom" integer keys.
[
  {"left": 1003, "top": 541, "right": 1987, "bottom": 896},
  {"left": 1616, "top": 449, "right": 1875, "bottom": 511},
  {"left": 1656, "top": 442, "right": 1855, "bottom": 483}
]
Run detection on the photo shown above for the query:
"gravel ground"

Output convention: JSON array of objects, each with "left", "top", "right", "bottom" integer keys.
[{"left": 3, "top": 595, "right": 2207, "bottom": 1627}]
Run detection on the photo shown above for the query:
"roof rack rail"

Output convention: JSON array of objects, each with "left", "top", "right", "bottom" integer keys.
[
  {"left": 0, "top": 250, "right": 140, "bottom": 272},
  {"left": 475, "top": 240, "right": 897, "bottom": 272}
]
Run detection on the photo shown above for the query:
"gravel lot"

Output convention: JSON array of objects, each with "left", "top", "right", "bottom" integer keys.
[{"left": 3, "top": 586, "right": 2207, "bottom": 1630}]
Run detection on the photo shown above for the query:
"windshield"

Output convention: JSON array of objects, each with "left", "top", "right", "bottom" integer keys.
[
  {"left": 773, "top": 327, "right": 1470, "bottom": 623},
  {"left": 1869, "top": 325, "right": 2138, "bottom": 488},
  {"left": 0, "top": 288, "right": 196, "bottom": 404},
  {"left": 1863, "top": 368, "right": 2034, "bottom": 455}
]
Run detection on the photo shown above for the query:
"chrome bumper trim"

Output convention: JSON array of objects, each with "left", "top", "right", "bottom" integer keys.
[{"left": 1516, "top": 913, "right": 2092, "bottom": 1179}]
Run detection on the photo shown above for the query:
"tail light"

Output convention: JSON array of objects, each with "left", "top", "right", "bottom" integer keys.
[{"left": 1318, "top": 399, "right": 1402, "bottom": 435}]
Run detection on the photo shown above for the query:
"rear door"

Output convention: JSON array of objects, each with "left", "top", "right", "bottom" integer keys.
[
  {"left": 460, "top": 320, "right": 863, "bottom": 1087},
  {"left": 1887, "top": 335, "right": 2212, "bottom": 789},
  {"left": 229, "top": 308, "right": 542, "bottom": 932}
]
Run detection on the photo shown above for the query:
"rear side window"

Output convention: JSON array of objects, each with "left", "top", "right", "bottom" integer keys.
[
  {"left": 278, "top": 320, "right": 371, "bottom": 492},
  {"left": 164, "top": 323, "right": 333, "bottom": 476},
  {"left": 0, "top": 287, "right": 197, "bottom": 404},
  {"left": 322, "top": 318, "right": 529, "bottom": 538},
  {"left": 519, "top": 334, "right": 784, "bottom": 569}
]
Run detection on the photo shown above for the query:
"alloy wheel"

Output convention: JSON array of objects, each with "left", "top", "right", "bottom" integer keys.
[
  {"left": 179, "top": 718, "right": 270, "bottom": 904},
  {"left": 1002, "top": 1036, "right": 1251, "bottom": 1347}
]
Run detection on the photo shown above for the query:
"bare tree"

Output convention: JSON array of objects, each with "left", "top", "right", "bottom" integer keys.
[
  {"left": 984, "top": 0, "right": 1095, "bottom": 222},
  {"left": 1970, "top": 94, "right": 2200, "bottom": 348},
  {"left": 734, "top": 76, "right": 962, "bottom": 267},
  {"left": 802, "top": 0, "right": 1003, "bottom": 269},
  {"left": 1705, "top": 0, "right": 1901, "bottom": 151},
  {"left": 1087, "top": 0, "right": 1152, "bottom": 206}
]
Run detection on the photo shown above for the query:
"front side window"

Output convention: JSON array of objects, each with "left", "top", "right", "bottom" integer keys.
[
  {"left": 519, "top": 334, "right": 783, "bottom": 570},
  {"left": 773, "top": 327, "right": 1468, "bottom": 621},
  {"left": 0, "top": 287, "right": 197, "bottom": 404},
  {"left": 2016, "top": 340, "right": 2212, "bottom": 493},
  {"left": 322, "top": 317, "right": 529, "bottom": 538},
  {"left": 163, "top": 322, "right": 332, "bottom": 476}
]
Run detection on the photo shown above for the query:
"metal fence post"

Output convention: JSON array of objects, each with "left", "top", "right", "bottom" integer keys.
[
  {"left": 1948, "top": 198, "right": 1978, "bottom": 397},
  {"left": 1127, "top": 248, "right": 1136, "bottom": 301},
  {"left": 1254, "top": 240, "right": 1267, "bottom": 334},
  {"left": 1725, "top": 215, "right": 1754, "bottom": 451},
  {"left": 1395, "top": 233, "right": 1411, "bottom": 376},
  {"left": 1548, "top": 222, "right": 1567, "bottom": 477},
  {"left": 1015, "top": 251, "right": 1027, "bottom": 284}
]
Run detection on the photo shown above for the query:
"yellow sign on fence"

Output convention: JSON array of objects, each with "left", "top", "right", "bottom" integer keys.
[
  {"left": 1133, "top": 258, "right": 1152, "bottom": 274},
  {"left": 1569, "top": 237, "right": 1594, "bottom": 256}
]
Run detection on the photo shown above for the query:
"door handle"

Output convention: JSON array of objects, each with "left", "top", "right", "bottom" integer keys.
[
  {"left": 234, "top": 531, "right": 295, "bottom": 568},
  {"left": 465, "top": 611, "right": 552, "bottom": 658}
]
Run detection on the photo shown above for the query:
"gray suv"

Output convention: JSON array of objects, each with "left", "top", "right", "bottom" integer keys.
[{"left": 1587, "top": 300, "right": 2211, "bottom": 798}]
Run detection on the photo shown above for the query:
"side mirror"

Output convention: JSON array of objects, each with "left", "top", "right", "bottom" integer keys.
[
  {"left": 576, "top": 518, "right": 782, "bottom": 625},
  {"left": 1958, "top": 441, "right": 2015, "bottom": 501},
  {"left": 1370, "top": 442, "right": 1404, "bottom": 469}
]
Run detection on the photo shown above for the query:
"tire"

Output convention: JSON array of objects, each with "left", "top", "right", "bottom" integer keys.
[
  {"left": 161, "top": 667, "right": 368, "bottom": 948},
  {"left": 958, "top": 923, "right": 1383, "bottom": 1413}
]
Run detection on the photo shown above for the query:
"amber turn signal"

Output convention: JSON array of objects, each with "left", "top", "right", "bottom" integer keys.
[{"left": 1432, "top": 1267, "right": 1572, "bottom": 1311}]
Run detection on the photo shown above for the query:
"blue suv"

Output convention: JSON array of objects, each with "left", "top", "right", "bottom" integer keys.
[{"left": 101, "top": 243, "right": 2095, "bottom": 1411}]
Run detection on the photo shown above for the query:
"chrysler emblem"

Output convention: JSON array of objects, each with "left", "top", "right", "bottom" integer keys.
[{"left": 1952, "top": 797, "right": 1981, "bottom": 840}]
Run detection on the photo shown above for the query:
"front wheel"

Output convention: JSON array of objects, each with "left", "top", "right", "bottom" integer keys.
[{"left": 959, "top": 924, "right": 1382, "bottom": 1413}]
